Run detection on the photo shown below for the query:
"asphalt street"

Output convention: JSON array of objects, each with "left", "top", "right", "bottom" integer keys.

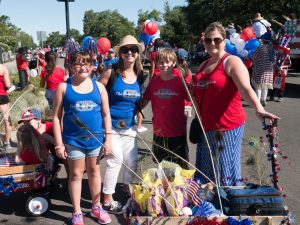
[{"left": 1, "top": 59, "right": 300, "bottom": 224}]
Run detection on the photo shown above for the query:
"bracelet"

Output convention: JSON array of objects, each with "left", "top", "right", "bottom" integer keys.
[{"left": 54, "top": 145, "right": 65, "bottom": 150}]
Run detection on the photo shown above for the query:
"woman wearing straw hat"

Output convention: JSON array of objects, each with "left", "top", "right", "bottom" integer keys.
[
  {"left": 252, "top": 13, "right": 272, "bottom": 38},
  {"left": 100, "top": 35, "right": 144, "bottom": 214}
]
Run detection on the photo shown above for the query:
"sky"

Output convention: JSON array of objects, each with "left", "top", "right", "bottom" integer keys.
[{"left": 0, "top": 0, "right": 187, "bottom": 44}]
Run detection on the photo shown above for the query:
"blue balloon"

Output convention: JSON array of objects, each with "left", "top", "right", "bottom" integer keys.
[
  {"left": 82, "top": 36, "right": 92, "bottom": 50},
  {"left": 247, "top": 49, "right": 255, "bottom": 59},
  {"left": 245, "top": 38, "right": 260, "bottom": 51},
  {"left": 225, "top": 43, "right": 237, "bottom": 55},
  {"left": 138, "top": 32, "right": 154, "bottom": 46}
]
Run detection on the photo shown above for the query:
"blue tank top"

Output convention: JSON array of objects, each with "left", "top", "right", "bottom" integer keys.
[
  {"left": 108, "top": 75, "right": 141, "bottom": 129},
  {"left": 63, "top": 78, "right": 104, "bottom": 149}
]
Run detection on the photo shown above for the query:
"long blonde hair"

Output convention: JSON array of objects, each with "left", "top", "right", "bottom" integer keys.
[{"left": 17, "top": 124, "right": 48, "bottom": 162}]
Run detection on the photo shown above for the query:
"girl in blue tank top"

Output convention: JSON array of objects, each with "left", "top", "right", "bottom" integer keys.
[{"left": 53, "top": 51, "right": 112, "bottom": 224}]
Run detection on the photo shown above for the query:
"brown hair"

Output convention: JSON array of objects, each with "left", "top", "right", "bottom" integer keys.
[
  {"left": 17, "top": 124, "right": 48, "bottom": 163},
  {"left": 204, "top": 22, "right": 226, "bottom": 40},
  {"left": 44, "top": 51, "right": 57, "bottom": 79},
  {"left": 116, "top": 46, "right": 143, "bottom": 76},
  {"left": 154, "top": 48, "right": 177, "bottom": 65}
]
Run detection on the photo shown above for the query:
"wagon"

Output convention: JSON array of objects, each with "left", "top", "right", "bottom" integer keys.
[{"left": 0, "top": 153, "right": 61, "bottom": 216}]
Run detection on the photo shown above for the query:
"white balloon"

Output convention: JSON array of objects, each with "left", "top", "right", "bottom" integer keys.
[
  {"left": 240, "top": 49, "right": 249, "bottom": 57},
  {"left": 30, "top": 69, "right": 38, "bottom": 78},
  {"left": 153, "top": 30, "right": 160, "bottom": 39},
  {"left": 235, "top": 39, "right": 246, "bottom": 52},
  {"left": 182, "top": 207, "right": 192, "bottom": 216},
  {"left": 230, "top": 33, "right": 240, "bottom": 45}
]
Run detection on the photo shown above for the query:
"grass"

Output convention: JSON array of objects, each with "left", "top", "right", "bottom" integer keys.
[{"left": 1, "top": 72, "right": 49, "bottom": 131}]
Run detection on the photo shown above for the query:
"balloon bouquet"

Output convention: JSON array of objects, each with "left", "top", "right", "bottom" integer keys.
[
  {"left": 138, "top": 18, "right": 160, "bottom": 49},
  {"left": 225, "top": 27, "right": 260, "bottom": 68}
]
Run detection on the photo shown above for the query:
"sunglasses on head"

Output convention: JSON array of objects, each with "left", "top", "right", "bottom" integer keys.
[
  {"left": 204, "top": 37, "right": 224, "bottom": 45},
  {"left": 120, "top": 46, "right": 139, "bottom": 54}
]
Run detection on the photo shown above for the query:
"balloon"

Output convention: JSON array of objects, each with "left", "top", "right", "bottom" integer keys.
[
  {"left": 152, "top": 30, "right": 161, "bottom": 40},
  {"left": 235, "top": 39, "right": 246, "bottom": 52},
  {"left": 240, "top": 27, "right": 255, "bottom": 42},
  {"left": 247, "top": 50, "right": 255, "bottom": 58},
  {"left": 97, "top": 37, "right": 111, "bottom": 54},
  {"left": 30, "top": 69, "right": 37, "bottom": 77},
  {"left": 144, "top": 21, "right": 158, "bottom": 36},
  {"left": 225, "top": 43, "right": 237, "bottom": 55},
  {"left": 82, "top": 36, "right": 92, "bottom": 49},
  {"left": 138, "top": 32, "right": 154, "bottom": 46},
  {"left": 244, "top": 58, "right": 252, "bottom": 68},
  {"left": 245, "top": 38, "right": 260, "bottom": 51},
  {"left": 230, "top": 33, "right": 240, "bottom": 45},
  {"left": 240, "top": 49, "right": 249, "bottom": 58}
]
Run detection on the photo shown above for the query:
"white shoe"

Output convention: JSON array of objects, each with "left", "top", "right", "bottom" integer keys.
[{"left": 137, "top": 126, "right": 148, "bottom": 133}]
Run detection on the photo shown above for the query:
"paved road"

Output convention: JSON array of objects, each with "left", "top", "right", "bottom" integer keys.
[{"left": 1, "top": 60, "right": 299, "bottom": 224}]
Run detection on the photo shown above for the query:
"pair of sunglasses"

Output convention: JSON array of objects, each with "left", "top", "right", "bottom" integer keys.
[
  {"left": 120, "top": 46, "right": 139, "bottom": 54},
  {"left": 204, "top": 37, "right": 224, "bottom": 45}
]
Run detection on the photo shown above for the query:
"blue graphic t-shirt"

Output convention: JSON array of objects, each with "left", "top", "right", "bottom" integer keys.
[
  {"left": 108, "top": 75, "right": 141, "bottom": 129},
  {"left": 63, "top": 78, "right": 103, "bottom": 149}
]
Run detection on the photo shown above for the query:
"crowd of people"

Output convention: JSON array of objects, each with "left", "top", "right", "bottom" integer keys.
[{"left": 0, "top": 15, "right": 289, "bottom": 224}]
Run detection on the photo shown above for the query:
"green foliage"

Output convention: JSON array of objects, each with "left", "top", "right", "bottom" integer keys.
[
  {"left": 83, "top": 10, "right": 136, "bottom": 46},
  {"left": 161, "top": 4, "right": 190, "bottom": 49},
  {"left": 45, "top": 31, "right": 65, "bottom": 48},
  {"left": 137, "top": 9, "right": 162, "bottom": 25},
  {"left": 184, "top": 0, "right": 300, "bottom": 37}
]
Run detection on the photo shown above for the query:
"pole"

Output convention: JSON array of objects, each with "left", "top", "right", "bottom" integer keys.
[{"left": 65, "top": 1, "right": 70, "bottom": 38}]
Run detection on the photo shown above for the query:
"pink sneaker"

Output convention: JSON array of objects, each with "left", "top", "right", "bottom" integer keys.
[
  {"left": 91, "top": 205, "right": 112, "bottom": 224},
  {"left": 72, "top": 212, "right": 84, "bottom": 225}
]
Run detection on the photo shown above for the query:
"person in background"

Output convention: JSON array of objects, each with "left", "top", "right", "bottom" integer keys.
[
  {"left": 138, "top": 48, "right": 190, "bottom": 169},
  {"left": 40, "top": 51, "right": 66, "bottom": 110},
  {"left": 173, "top": 48, "right": 193, "bottom": 117},
  {"left": 103, "top": 48, "right": 119, "bottom": 68},
  {"left": 193, "top": 22, "right": 278, "bottom": 186},
  {"left": 37, "top": 50, "right": 46, "bottom": 75},
  {"left": 150, "top": 38, "right": 164, "bottom": 78},
  {"left": 16, "top": 47, "right": 29, "bottom": 90},
  {"left": 53, "top": 51, "right": 112, "bottom": 225},
  {"left": 252, "top": 13, "right": 272, "bottom": 38},
  {"left": 0, "top": 64, "right": 13, "bottom": 150},
  {"left": 226, "top": 22, "right": 237, "bottom": 39},
  {"left": 100, "top": 35, "right": 144, "bottom": 214},
  {"left": 250, "top": 31, "right": 275, "bottom": 106},
  {"left": 15, "top": 124, "right": 48, "bottom": 165}
]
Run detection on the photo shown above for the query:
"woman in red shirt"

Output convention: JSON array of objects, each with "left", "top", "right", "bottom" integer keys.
[
  {"left": 40, "top": 51, "right": 66, "bottom": 109},
  {"left": 16, "top": 47, "right": 29, "bottom": 90}
]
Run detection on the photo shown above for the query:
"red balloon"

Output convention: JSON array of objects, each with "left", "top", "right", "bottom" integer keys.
[
  {"left": 244, "top": 58, "right": 252, "bottom": 68},
  {"left": 144, "top": 21, "right": 158, "bottom": 36},
  {"left": 240, "top": 27, "right": 255, "bottom": 42},
  {"left": 97, "top": 37, "right": 111, "bottom": 54}
]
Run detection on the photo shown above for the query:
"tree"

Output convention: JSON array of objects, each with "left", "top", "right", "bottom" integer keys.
[
  {"left": 83, "top": 10, "right": 136, "bottom": 46},
  {"left": 161, "top": 3, "right": 191, "bottom": 49},
  {"left": 184, "top": 0, "right": 300, "bottom": 37},
  {"left": 45, "top": 31, "right": 65, "bottom": 48}
]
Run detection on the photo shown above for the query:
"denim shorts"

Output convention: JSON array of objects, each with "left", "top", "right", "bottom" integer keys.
[{"left": 65, "top": 144, "right": 102, "bottom": 160}]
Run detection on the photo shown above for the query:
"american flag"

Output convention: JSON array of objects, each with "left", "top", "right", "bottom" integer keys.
[
  {"left": 187, "top": 180, "right": 202, "bottom": 206},
  {"left": 0, "top": 156, "right": 16, "bottom": 167},
  {"left": 284, "top": 19, "right": 300, "bottom": 59}
]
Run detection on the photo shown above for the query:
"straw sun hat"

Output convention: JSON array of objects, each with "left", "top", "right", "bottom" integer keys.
[{"left": 114, "top": 35, "right": 145, "bottom": 53}]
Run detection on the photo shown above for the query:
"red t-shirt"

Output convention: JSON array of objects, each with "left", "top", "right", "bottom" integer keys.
[
  {"left": 16, "top": 54, "right": 28, "bottom": 70},
  {"left": 40, "top": 67, "right": 65, "bottom": 90},
  {"left": 44, "top": 121, "right": 55, "bottom": 153},
  {"left": 193, "top": 54, "right": 246, "bottom": 131},
  {"left": 20, "top": 149, "right": 41, "bottom": 164},
  {"left": 143, "top": 76, "right": 189, "bottom": 137},
  {"left": 172, "top": 67, "right": 192, "bottom": 106},
  {"left": 0, "top": 75, "right": 8, "bottom": 96}
]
